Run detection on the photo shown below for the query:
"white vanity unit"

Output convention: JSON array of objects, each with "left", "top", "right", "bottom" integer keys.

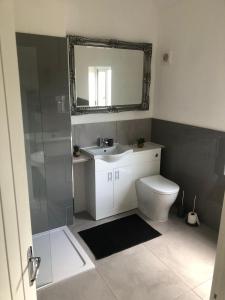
[{"left": 82, "top": 142, "right": 163, "bottom": 220}]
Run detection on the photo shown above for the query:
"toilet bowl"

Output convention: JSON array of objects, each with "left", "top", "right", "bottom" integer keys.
[{"left": 136, "top": 175, "right": 179, "bottom": 222}]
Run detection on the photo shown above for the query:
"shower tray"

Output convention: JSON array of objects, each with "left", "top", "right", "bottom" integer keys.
[{"left": 33, "top": 226, "right": 94, "bottom": 288}]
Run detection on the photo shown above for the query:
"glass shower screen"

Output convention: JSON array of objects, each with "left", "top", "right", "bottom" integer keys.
[{"left": 16, "top": 33, "right": 73, "bottom": 288}]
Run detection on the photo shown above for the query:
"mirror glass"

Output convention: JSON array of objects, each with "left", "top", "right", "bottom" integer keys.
[{"left": 74, "top": 45, "right": 144, "bottom": 107}]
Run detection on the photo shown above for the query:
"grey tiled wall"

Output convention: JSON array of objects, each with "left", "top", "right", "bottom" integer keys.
[
  {"left": 151, "top": 118, "right": 225, "bottom": 231},
  {"left": 72, "top": 118, "right": 152, "bottom": 147},
  {"left": 73, "top": 116, "right": 225, "bottom": 231}
]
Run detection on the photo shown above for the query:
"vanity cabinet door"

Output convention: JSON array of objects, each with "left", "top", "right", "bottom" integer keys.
[
  {"left": 114, "top": 165, "right": 136, "bottom": 213},
  {"left": 95, "top": 170, "right": 114, "bottom": 219}
]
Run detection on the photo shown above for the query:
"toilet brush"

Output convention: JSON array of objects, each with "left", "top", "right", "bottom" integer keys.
[{"left": 177, "top": 190, "right": 185, "bottom": 218}]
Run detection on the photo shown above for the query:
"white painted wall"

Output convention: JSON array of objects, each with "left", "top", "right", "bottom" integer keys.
[
  {"left": 14, "top": 0, "right": 158, "bottom": 124},
  {"left": 14, "top": 0, "right": 225, "bottom": 129},
  {"left": 153, "top": 0, "right": 225, "bottom": 132},
  {"left": 14, "top": 0, "right": 66, "bottom": 37},
  {"left": 67, "top": 0, "right": 158, "bottom": 124}
]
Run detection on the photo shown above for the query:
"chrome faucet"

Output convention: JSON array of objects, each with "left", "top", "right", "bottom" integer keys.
[
  {"left": 102, "top": 138, "right": 110, "bottom": 147},
  {"left": 97, "top": 137, "right": 112, "bottom": 147}
]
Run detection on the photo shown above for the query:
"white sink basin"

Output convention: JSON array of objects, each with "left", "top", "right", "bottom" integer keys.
[{"left": 82, "top": 143, "right": 133, "bottom": 162}]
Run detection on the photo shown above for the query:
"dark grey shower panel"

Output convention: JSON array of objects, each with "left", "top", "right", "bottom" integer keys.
[{"left": 16, "top": 33, "right": 73, "bottom": 234}]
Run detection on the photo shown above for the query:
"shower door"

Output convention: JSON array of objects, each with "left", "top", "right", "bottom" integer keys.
[{"left": 16, "top": 33, "right": 73, "bottom": 288}]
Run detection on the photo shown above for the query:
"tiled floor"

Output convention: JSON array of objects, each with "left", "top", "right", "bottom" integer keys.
[{"left": 37, "top": 210, "right": 217, "bottom": 300}]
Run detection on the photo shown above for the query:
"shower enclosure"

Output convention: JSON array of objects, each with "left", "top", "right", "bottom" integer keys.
[{"left": 16, "top": 33, "right": 74, "bottom": 287}]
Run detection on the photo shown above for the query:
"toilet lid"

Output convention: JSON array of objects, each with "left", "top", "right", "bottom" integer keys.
[{"left": 140, "top": 175, "right": 179, "bottom": 195}]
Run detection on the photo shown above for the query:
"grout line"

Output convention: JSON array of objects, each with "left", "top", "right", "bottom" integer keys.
[
  {"left": 190, "top": 278, "right": 212, "bottom": 300},
  {"left": 142, "top": 243, "right": 192, "bottom": 290},
  {"left": 189, "top": 276, "right": 213, "bottom": 291},
  {"left": 173, "top": 290, "right": 202, "bottom": 300},
  {"left": 96, "top": 244, "right": 192, "bottom": 300},
  {"left": 191, "top": 289, "right": 204, "bottom": 300},
  {"left": 95, "top": 267, "right": 119, "bottom": 300},
  {"left": 143, "top": 243, "right": 213, "bottom": 299}
]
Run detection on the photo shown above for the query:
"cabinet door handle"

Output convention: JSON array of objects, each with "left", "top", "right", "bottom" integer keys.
[
  {"left": 108, "top": 172, "right": 112, "bottom": 181},
  {"left": 115, "top": 170, "right": 119, "bottom": 180},
  {"left": 118, "top": 170, "right": 120, "bottom": 180}
]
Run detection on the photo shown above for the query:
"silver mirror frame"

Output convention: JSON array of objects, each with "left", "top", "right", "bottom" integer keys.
[{"left": 67, "top": 35, "right": 152, "bottom": 115}]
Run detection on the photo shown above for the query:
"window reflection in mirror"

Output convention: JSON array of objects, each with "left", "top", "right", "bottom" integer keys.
[{"left": 88, "top": 66, "right": 111, "bottom": 107}]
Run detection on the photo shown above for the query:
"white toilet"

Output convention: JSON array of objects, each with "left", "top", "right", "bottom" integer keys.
[{"left": 136, "top": 175, "right": 179, "bottom": 222}]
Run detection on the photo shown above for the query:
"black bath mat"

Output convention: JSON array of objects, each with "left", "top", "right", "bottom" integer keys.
[{"left": 78, "top": 214, "right": 161, "bottom": 259}]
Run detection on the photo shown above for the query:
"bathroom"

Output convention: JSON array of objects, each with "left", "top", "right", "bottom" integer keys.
[{"left": 1, "top": 1, "right": 225, "bottom": 300}]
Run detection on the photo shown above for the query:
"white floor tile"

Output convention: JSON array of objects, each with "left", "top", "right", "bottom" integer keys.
[
  {"left": 97, "top": 245, "right": 189, "bottom": 300},
  {"left": 144, "top": 228, "right": 216, "bottom": 288},
  {"left": 194, "top": 279, "right": 212, "bottom": 299},
  {"left": 38, "top": 270, "right": 117, "bottom": 300}
]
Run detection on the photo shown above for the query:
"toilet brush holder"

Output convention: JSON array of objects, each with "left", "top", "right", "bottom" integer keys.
[{"left": 186, "top": 195, "right": 200, "bottom": 226}]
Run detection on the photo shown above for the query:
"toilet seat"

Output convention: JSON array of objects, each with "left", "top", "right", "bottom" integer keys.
[{"left": 139, "top": 175, "right": 179, "bottom": 195}]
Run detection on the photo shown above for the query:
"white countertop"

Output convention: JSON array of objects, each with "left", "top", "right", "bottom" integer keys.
[
  {"left": 72, "top": 142, "right": 164, "bottom": 164},
  {"left": 132, "top": 142, "right": 164, "bottom": 152},
  {"left": 73, "top": 153, "right": 91, "bottom": 164}
]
